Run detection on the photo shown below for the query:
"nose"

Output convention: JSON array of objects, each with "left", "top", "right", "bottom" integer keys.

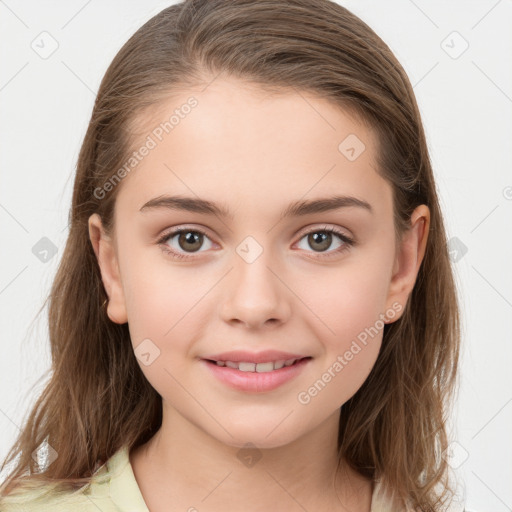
[{"left": 219, "top": 247, "right": 291, "bottom": 330}]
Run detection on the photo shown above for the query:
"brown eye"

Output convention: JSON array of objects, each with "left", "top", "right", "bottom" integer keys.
[
  {"left": 159, "top": 227, "right": 214, "bottom": 259},
  {"left": 176, "top": 231, "right": 204, "bottom": 252},
  {"left": 307, "top": 232, "right": 333, "bottom": 252},
  {"left": 296, "top": 227, "right": 354, "bottom": 258}
]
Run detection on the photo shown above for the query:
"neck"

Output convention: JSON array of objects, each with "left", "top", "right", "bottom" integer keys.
[{"left": 130, "top": 403, "right": 372, "bottom": 511}]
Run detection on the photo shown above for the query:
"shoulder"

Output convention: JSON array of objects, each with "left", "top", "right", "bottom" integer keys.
[
  {"left": 371, "top": 476, "right": 415, "bottom": 512},
  {"left": 0, "top": 483, "right": 120, "bottom": 512},
  {"left": 0, "top": 445, "right": 138, "bottom": 512},
  {"left": 0, "top": 485, "right": 121, "bottom": 512}
]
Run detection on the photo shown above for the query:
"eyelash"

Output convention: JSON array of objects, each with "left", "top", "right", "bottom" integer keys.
[{"left": 157, "top": 225, "right": 355, "bottom": 261}]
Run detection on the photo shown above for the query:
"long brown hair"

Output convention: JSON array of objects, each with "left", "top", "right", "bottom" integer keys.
[{"left": 0, "top": 1, "right": 461, "bottom": 510}]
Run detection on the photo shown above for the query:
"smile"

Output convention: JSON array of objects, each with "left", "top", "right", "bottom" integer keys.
[
  {"left": 202, "top": 357, "right": 312, "bottom": 393},
  {"left": 209, "top": 357, "right": 309, "bottom": 372}
]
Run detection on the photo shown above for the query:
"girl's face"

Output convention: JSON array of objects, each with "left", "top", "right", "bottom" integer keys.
[{"left": 89, "top": 77, "right": 428, "bottom": 448}]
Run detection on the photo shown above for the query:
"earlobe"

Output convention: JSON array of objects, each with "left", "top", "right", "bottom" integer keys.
[
  {"left": 385, "top": 205, "right": 430, "bottom": 322},
  {"left": 88, "top": 213, "right": 128, "bottom": 324}
]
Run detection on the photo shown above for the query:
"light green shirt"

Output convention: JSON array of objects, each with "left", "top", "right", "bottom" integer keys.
[{"left": 2, "top": 445, "right": 409, "bottom": 511}]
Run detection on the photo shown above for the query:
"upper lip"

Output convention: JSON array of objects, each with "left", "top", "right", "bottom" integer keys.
[{"left": 202, "top": 350, "right": 310, "bottom": 364}]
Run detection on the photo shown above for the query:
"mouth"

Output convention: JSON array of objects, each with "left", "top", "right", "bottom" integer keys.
[
  {"left": 201, "top": 356, "right": 313, "bottom": 393},
  {"left": 203, "top": 356, "right": 312, "bottom": 373}
]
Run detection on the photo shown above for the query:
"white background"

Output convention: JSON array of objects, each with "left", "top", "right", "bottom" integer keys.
[{"left": 1, "top": 1, "right": 511, "bottom": 511}]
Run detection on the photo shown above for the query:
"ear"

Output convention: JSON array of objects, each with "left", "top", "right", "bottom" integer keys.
[
  {"left": 88, "top": 213, "right": 128, "bottom": 324},
  {"left": 385, "top": 204, "right": 430, "bottom": 322}
]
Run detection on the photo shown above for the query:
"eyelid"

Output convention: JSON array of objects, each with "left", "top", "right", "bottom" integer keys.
[
  {"left": 156, "top": 224, "right": 215, "bottom": 247},
  {"left": 157, "top": 223, "right": 211, "bottom": 238},
  {"left": 296, "top": 223, "right": 354, "bottom": 241}
]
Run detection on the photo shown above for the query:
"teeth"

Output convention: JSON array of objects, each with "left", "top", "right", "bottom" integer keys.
[
  {"left": 255, "top": 362, "right": 275, "bottom": 372},
  {"left": 214, "top": 358, "right": 300, "bottom": 372},
  {"left": 239, "top": 362, "right": 257, "bottom": 372}
]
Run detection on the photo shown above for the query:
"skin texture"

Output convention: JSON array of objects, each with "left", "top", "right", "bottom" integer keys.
[{"left": 88, "top": 77, "right": 429, "bottom": 511}]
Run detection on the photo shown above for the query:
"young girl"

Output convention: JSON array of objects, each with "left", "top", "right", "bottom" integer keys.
[{"left": 0, "top": 0, "right": 461, "bottom": 510}]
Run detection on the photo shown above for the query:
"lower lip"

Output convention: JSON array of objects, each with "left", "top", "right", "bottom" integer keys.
[{"left": 201, "top": 358, "right": 311, "bottom": 393}]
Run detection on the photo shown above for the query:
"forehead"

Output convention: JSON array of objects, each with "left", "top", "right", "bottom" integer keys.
[{"left": 115, "top": 77, "right": 391, "bottom": 219}]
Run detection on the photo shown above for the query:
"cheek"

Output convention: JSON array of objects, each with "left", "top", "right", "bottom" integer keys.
[
  {"left": 121, "top": 251, "right": 213, "bottom": 365},
  {"left": 117, "top": 245, "right": 174, "bottom": 343},
  {"left": 303, "top": 253, "right": 392, "bottom": 337},
  {"left": 296, "top": 272, "right": 388, "bottom": 409},
  {"left": 295, "top": 250, "right": 393, "bottom": 388},
  {"left": 121, "top": 263, "right": 203, "bottom": 395}
]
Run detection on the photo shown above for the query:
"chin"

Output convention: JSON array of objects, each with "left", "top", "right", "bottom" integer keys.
[{"left": 210, "top": 421, "right": 306, "bottom": 451}]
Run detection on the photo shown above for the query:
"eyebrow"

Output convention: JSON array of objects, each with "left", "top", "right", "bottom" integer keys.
[{"left": 139, "top": 194, "right": 373, "bottom": 220}]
